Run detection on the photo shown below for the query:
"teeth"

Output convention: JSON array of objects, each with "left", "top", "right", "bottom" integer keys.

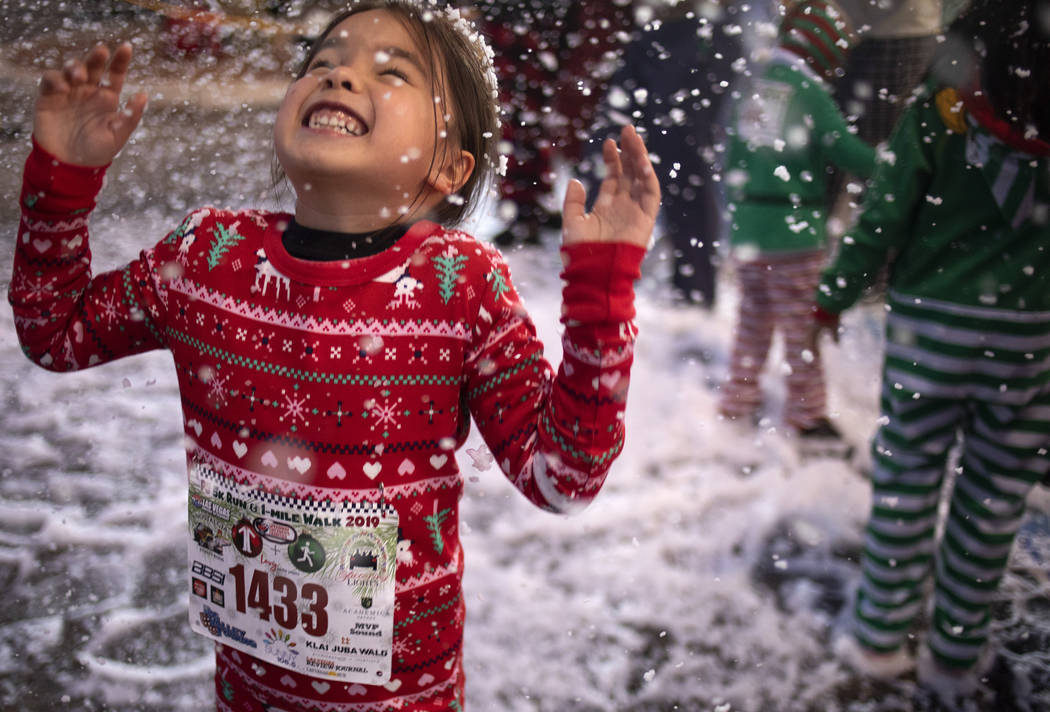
[{"left": 308, "top": 108, "right": 364, "bottom": 136}]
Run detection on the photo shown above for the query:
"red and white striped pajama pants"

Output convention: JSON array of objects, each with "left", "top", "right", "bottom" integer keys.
[{"left": 719, "top": 249, "right": 828, "bottom": 429}]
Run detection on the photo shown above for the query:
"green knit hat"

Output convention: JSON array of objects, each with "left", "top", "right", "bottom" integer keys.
[{"left": 778, "top": 0, "right": 853, "bottom": 79}]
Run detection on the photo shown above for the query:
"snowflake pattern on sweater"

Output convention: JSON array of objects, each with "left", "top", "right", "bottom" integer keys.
[{"left": 10, "top": 143, "right": 644, "bottom": 712}]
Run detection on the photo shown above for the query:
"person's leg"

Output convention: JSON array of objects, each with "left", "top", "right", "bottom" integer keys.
[
  {"left": 720, "top": 259, "right": 774, "bottom": 420},
  {"left": 769, "top": 250, "right": 829, "bottom": 430},
  {"left": 661, "top": 182, "right": 717, "bottom": 308},
  {"left": 640, "top": 21, "right": 728, "bottom": 309},
  {"left": 853, "top": 380, "right": 967, "bottom": 654},
  {"left": 927, "top": 394, "right": 1050, "bottom": 668}
]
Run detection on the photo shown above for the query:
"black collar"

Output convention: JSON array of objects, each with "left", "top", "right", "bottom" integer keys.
[{"left": 281, "top": 218, "right": 409, "bottom": 261}]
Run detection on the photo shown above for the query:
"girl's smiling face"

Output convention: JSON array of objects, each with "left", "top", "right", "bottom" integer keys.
[{"left": 273, "top": 9, "right": 472, "bottom": 228}]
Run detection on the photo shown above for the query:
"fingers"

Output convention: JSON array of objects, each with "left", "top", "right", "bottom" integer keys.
[
  {"left": 602, "top": 135, "right": 623, "bottom": 181},
  {"left": 83, "top": 44, "right": 110, "bottom": 87},
  {"left": 593, "top": 137, "right": 622, "bottom": 211},
  {"left": 61, "top": 57, "right": 88, "bottom": 87},
  {"left": 562, "top": 178, "right": 587, "bottom": 225},
  {"left": 39, "top": 69, "right": 70, "bottom": 97},
  {"left": 55, "top": 43, "right": 132, "bottom": 93},
  {"left": 105, "top": 43, "right": 134, "bottom": 95},
  {"left": 618, "top": 125, "right": 661, "bottom": 218}
]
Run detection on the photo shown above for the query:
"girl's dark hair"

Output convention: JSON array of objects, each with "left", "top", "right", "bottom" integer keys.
[
  {"left": 948, "top": 0, "right": 1050, "bottom": 138},
  {"left": 274, "top": 0, "right": 501, "bottom": 226}
]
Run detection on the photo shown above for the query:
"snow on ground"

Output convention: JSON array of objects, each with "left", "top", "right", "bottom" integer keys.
[{"left": 1, "top": 203, "right": 1048, "bottom": 711}]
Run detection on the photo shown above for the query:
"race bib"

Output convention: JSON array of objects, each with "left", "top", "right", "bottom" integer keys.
[{"left": 186, "top": 463, "right": 398, "bottom": 684}]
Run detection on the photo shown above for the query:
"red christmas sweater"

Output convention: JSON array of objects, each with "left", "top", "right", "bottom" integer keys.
[{"left": 10, "top": 142, "right": 644, "bottom": 712}]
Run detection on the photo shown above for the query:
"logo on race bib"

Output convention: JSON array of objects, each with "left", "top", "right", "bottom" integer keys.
[
  {"left": 232, "top": 518, "right": 263, "bottom": 557},
  {"left": 200, "top": 606, "right": 258, "bottom": 648},
  {"left": 264, "top": 628, "right": 300, "bottom": 668},
  {"left": 254, "top": 517, "right": 298, "bottom": 545},
  {"left": 289, "top": 533, "right": 326, "bottom": 574}
]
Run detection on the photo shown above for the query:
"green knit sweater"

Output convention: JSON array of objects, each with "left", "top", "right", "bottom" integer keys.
[
  {"left": 816, "top": 85, "right": 1050, "bottom": 315},
  {"left": 725, "top": 50, "right": 876, "bottom": 255}
]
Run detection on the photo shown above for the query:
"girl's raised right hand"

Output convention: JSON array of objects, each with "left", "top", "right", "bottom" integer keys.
[{"left": 34, "top": 43, "right": 148, "bottom": 167}]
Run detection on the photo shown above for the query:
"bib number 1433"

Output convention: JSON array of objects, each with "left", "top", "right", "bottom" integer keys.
[
  {"left": 227, "top": 564, "right": 328, "bottom": 636},
  {"left": 187, "top": 464, "right": 398, "bottom": 684}
]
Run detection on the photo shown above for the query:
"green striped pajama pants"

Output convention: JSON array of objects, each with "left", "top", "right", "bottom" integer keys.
[{"left": 854, "top": 292, "right": 1050, "bottom": 668}]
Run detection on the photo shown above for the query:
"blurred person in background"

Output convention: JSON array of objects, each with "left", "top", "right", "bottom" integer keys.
[
  {"left": 476, "top": 0, "right": 632, "bottom": 247},
  {"left": 824, "top": 0, "right": 952, "bottom": 219},
  {"left": 592, "top": 0, "right": 744, "bottom": 308},
  {"left": 718, "top": 0, "right": 875, "bottom": 449}
]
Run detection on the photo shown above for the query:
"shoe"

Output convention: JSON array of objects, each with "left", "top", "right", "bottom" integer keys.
[
  {"left": 717, "top": 409, "right": 762, "bottom": 428},
  {"left": 796, "top": 417, "right": 854, "bottom": 459},
  {"left": 797, "top": 417, "right": 842, "bottom": 439},
  {"left": 833, "top": 634, "right": 915, "bottom": 680},
  {"left": 916, "top": 646, "right": 993, "bottom": 711}
]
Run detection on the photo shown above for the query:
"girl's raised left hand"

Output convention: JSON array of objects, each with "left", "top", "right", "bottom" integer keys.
[
  {"left": 562, "top": 124, "right": 660, "bottom": 248},
  {"left": 33, "top": 43, "right": 148, "bottom": 167}
]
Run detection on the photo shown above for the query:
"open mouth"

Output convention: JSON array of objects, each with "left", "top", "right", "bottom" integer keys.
[{"left": 303, "top": 104, "right": 368, "bottom": 136}]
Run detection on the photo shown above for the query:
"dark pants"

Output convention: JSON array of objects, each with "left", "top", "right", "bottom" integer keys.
[{"left": 592, "top": 16, "right": 742, "bottom": 307}]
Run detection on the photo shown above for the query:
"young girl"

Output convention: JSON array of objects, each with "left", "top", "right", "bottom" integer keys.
[
  {"left": 813, "top": 0, "right": 1050, "bottom": 704},
  {"left": 9, "top": 2, "right": 659, "bottom": 710}
]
